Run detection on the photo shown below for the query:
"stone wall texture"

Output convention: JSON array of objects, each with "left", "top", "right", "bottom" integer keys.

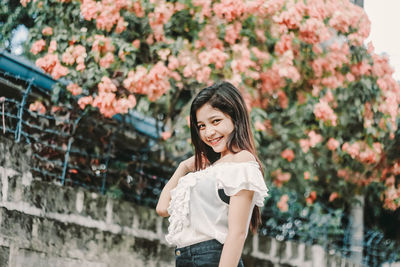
[{"left": 0, "top": 136, "right": 375, "bottom": 267}]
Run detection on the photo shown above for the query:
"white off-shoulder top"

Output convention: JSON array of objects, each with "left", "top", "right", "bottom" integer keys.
[{"left": 165, "top": 161, "right": 269, "bottom": 248}]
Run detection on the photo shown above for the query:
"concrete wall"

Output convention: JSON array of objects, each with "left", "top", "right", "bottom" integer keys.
[{"left": 0, "top": 137, "right": 364, "bottom": 267}]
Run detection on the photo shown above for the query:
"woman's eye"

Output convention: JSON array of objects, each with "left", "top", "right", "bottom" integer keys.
[
  {"left": 198, "top": 124, "right": 205, "bottom": 129},
  {"left": 213, "top": 119, "right": 221, "bottom": 124}
]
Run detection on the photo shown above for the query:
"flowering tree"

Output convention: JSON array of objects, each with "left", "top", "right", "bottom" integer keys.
[{"left": 21, "top": 0, "right": 400, "bottom": 216}]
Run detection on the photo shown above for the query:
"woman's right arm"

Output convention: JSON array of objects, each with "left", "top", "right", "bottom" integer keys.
[{"left": 156, "top": 156, "right": 194, "bottom": 217}]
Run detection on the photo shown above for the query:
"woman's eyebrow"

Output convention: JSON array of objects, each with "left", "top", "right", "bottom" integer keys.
[
  {"left": 197, "top": 115, "right": 220, "bottom": 124},
  {"left": 207, "top": 115, "right": 220, "bottom": 120}
]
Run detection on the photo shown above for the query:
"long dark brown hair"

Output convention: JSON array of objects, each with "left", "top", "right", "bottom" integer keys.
[{"left": 189, "top": 81, "right": 264, "bottom": 233}]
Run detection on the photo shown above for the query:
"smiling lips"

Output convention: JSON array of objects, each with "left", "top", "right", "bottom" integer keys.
[{"left": 208, "top": 136, "right": 223, "bottom": 146}]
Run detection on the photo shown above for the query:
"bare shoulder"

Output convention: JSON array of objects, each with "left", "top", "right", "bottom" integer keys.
[{"left": 231, "top": 150, "right": 256, "bottom": 163}]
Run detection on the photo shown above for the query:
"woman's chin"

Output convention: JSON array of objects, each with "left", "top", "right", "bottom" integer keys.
[{"left": 210, "top": 144, "right": 226, "bottom": 154}]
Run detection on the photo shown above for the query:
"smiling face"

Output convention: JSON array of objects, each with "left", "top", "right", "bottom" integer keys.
[{"left": 196, "top": 103, "right": 235, "bottom": 157}]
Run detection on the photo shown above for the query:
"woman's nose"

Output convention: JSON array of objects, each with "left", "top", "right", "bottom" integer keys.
[{"left": 205, "top": 126, "right": 216, "bottom": 139}]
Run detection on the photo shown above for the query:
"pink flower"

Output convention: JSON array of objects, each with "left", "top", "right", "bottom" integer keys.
[
  {"left": 329, "top": 192, "right": 339, "bottom": 202},
  {"left": 274, "top": 2, "right": 305, "bottom": 29},
  {"left": 76, "top": 63, "right": 86, "bottom": 71},
  {"left": 167, "top": 56, "right": 179, "bottom": 70},
  {"left": 311, "top": 58, "right": 325, "bottom": 78},
  {"left": 251, "top": 47, "right": 270, "bottom": 63},
  {"left": 198, "top": 24, "right": 224, "bottom": 50},
  {"left": 337, "top": 169, "right": 349, "bottom": 179},
  {"left": 62, "top": 45, "right": 87, "bottom": 69},
  {"left": 308, "top": 131, "right": 323, "bottom": 147},
  {"left": 371, "top": 54, "right": 393, "bottom": 77},
  {"left": 29, "top": 101, "right": 46, "bottom": 114},
  {"left": 255, "top": 121, "right": 266, "bottom": 131},
  {"left": 346, "top": 73, "right": 355, "bottom": 83},
  {"left": 260, "top": 0, "right": 285, "bottom": 16},
  {"left": 147, "top": 2, "right": 175, "bottom": 42},
  {"left": 359, "top": 150, "right": 377, "bottom": 164},
  {"left": 132, "top": 0, "right": 145, "bottom": 17},
  {"left": 30, "top": 39, "right": 46, "bottom": 55},
  {"left": 322, "top": 90, "right": 334, "bottom": 103},
  {"left": 299, "top": 18, "right": 331, "bottom": 44},
  {"left": 327, "top": 138, "right": 339, "bottom": 151},
  {"left": 351, "top": 61, "right": 371, "bottom": 77},
  {"left": 116, "top": 95, "right": 136, "bottom": 114},
  {"left": 198, "top": 48, "right": 229, "bottom": 69},
  {"left": 36, "top": 53, "right": 68, "bottom": 79},
  {"left": 157, "top": 49, "right": 171, "bottom": 61},
  {"left": 193, "top": 0, "right": 212, "bottom": 20},
  {"left": 92, "top": 92, "right": 117, "bottom": 118},
  {"left": 51, "top": 63, "right": 69, "bottom": 79},
  {"left": 213, "top": 0, "right": 246, "bottom": 22},
  {"left": 123, "top": 62, "right": 171, "bottom": 101},
  {"left": 279, "top": 65, "right": 300, "bottom": 83},
  {"left": 272, "top": 169, "right": 291, "bottom": 187},
  {"left": 277, "top": 194, "right": 289, "bottom": 212},
  {"left": 99, "top": 52, "right": 115, "bottom": 68},
  {"left": 115, "top": 17, "right": 127, "bottom": 33},
  {"left": 196, "top": 66, "right": 211, "bottom": 84},
  {"left": 132, "top": 40, "right": 140, "bottom": 49},
  {"left": 96, "top": 6, "right": 120, "bottom": 32},
  {"left": 20, "top": 0, "right": 31, "bottom": 7},
  {"left": 342, "top": 142, "right": 360, "bottom": 159},
  {"left": 299, "top": 139, "right": 310, "bottom": 153},
  {"left": 36, "top": 53, "right": 58, "bottom": 73},
  {"left": 275, "top": 32, "right": 293, "bottom": 55},
  {"left": 62, "top": 47, "right": 75, "bottom": 65},
  {"left": 304, "top": 171, "right": 310, "bottom": 180},
  {"left": 48, "top": 40, "right": 57, "bottom": 53},
  {"left": 314, "top": 100, "right": 337, "bottom": 126},
  {"left": 81, "top": 0, "right": 99, "bottom": 21},
  {"left": 281, "top": 149, "right": 295, "bottom": 162},
  {"left": 98, "top": 76, "right": 117, "bottom": 93},
  {"left": 92, "top": 35, "right": 114, "bottom": 54},
  {"left": 306, "top": 191, "right": 317, "bottom": 205},
  {"left": 78, "top": 96, "right": 93, "bottom": 110},
  {"left": 42, "top": 27, "right": 53, "bottom": 36},
  {"left": 260, "top": 66, "right": 285, "bottom": 94},
  {"left": 118, "top": 50, "right": 127, "bottom": 62},
  {"left": 66, "top": 83, "right": 83, "bottom": 96},
  {"left": 373, "top": 142, "right": 383, "bottom": 154},
  {"left": 224, "top": 22, "right": 242, "bottom": 45},
  {"left": 329, "top": 10, "right": 351, "bottom": 33},
  {"left": 161, "top": 131, "right": 172, "bottom": 140}
]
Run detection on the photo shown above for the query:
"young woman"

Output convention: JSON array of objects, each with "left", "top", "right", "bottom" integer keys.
[{"left": 156, "top": 82, "right": 268, "bottom": 267}]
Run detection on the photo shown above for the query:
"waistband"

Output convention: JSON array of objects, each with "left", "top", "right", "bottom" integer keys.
[{"left": 175, "top": 239, "right": 222, "bottom": 256}]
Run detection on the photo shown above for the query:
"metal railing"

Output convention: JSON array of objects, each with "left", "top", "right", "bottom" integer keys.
[{"left": 0, "top": 69, "right": 172, "bottom": 207}]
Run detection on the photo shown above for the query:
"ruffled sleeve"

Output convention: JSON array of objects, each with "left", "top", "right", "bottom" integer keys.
[
  {"left": 213, "top": 161, "right": 268, "bottom": 207},
  {"left": 165, "top": 172, "right": 197, "bottom": 245}
]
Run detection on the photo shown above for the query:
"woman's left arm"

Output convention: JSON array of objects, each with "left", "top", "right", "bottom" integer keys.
[{"left": 219, "top": 189, "right": 254, "bottom": 267}]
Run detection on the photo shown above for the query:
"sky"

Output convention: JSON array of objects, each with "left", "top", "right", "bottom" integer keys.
[{"left": 364, "top": 0, "right": 400, "bottom": 81}]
